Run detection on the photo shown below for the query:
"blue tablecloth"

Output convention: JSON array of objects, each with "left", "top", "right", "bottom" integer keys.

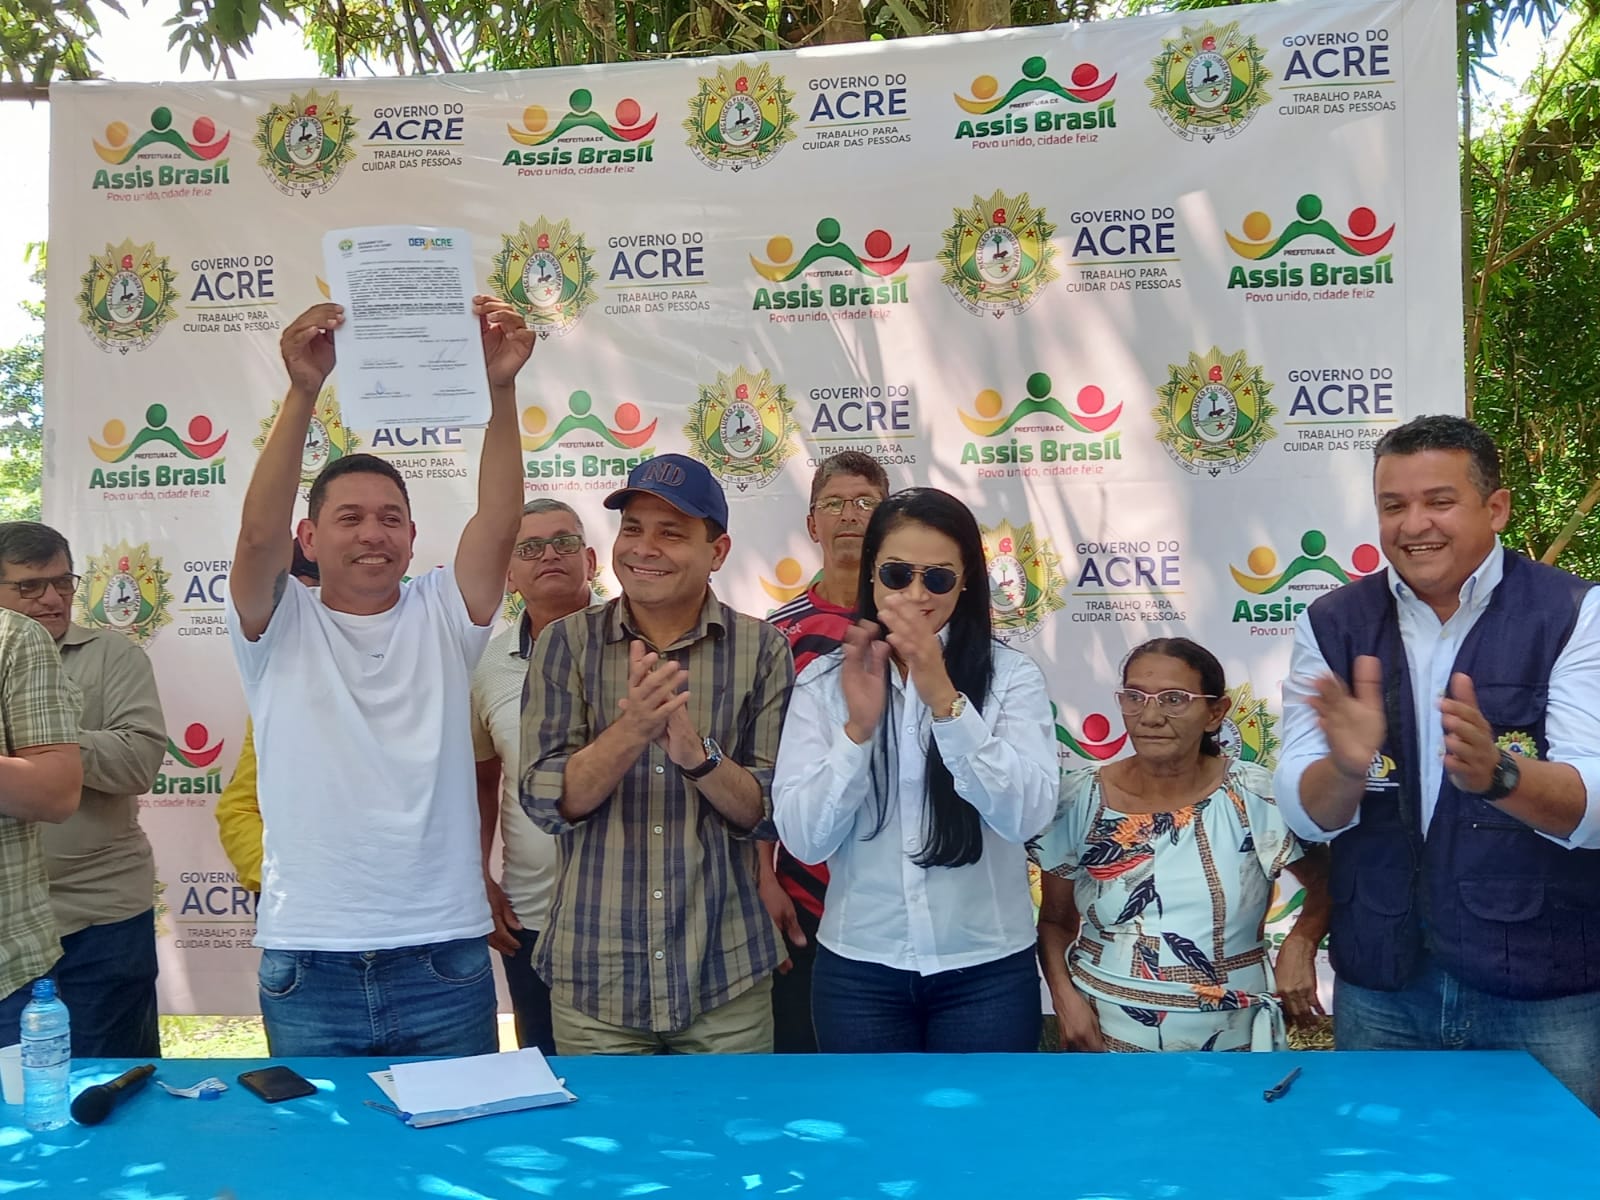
[{"left": 1, "top": 1050, "right": 1594, "bottom": 1198}]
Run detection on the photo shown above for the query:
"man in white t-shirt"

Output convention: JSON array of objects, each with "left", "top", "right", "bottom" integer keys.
[
  {"left": 226, "top": 298, "right": 534, "bottom": 1057},
  {"left": 473, "top": 498, "right": 597, "bottom": 1055}
]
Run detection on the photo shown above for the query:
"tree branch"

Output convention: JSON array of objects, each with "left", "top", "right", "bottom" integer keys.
[
  {"left": 411, "top": 0, "right": 457, "bottom": 71},
  {"left": 1541, "top": 469, "right": 1600, "bottom": 566}
]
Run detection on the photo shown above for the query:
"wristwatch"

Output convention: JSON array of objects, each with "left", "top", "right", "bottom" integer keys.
[
  {"left": 933, "top": 693, "right": 968, "bottom": 724},
  {"left": 1482, "top": 750, "right": 1522, "bottom": 803},
  {"left": 682, "top": 737, "right": 724, "bottom": 781}
]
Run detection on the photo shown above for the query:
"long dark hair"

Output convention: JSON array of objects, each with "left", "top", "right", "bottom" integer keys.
[
  {"left": 854, "top": 488, "right": 994, "bottom": 869},
  {"left": 1123, "top": 636, "right": 1227, "bottom": 757}
]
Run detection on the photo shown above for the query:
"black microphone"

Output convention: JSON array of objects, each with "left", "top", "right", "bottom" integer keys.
[{"left": 70, "top": 1063, "right": 156, "bottom": 1126}]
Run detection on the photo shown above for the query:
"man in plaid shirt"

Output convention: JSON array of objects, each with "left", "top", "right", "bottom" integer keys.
[{"left": 0, "top": 607, "right": 83, "bottom": 1044}]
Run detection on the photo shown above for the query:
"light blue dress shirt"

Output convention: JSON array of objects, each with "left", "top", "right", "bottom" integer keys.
[{"left": 1275, "top": 541, "right": 1600, "bottom": 850}]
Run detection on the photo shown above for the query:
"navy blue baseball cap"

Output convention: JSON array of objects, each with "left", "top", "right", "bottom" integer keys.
[{"left": 604, "top": 453, "right": 730, "bottom": 530}]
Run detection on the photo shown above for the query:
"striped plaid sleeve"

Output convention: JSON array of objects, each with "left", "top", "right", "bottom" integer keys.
[{"left": 519, "top": 614, "right": 588, "bottom": 834}]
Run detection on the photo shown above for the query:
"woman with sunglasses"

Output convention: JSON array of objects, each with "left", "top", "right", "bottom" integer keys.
[
  {"left": 1035, "top": 637, "right": 1330, "bottom": 1053},
  {"left": 773, "top": 488, "right": 1056, "bottom": 1053}
]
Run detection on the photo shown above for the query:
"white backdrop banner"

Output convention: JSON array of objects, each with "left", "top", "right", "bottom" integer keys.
[{"left": 45, "top": 0, "right": 1461, "bottom": 1014}]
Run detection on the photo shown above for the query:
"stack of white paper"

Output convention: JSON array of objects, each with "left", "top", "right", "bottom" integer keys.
[{"left": 369, "top": 1048, "right": 577, "bottom": 1128}]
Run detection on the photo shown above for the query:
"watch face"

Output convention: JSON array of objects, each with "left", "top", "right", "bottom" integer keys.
[{"left": 1491, "top": 751, "right": 1522, "bottom": 797}]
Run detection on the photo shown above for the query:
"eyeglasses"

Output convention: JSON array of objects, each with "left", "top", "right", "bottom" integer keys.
[
  {"left": 877, "top": 562, "right": 960, "bottom": 595},
  {"left": 1113, "top": 688, "right": 1219, "bottom": 716},
  {"left": 513, "top": 534, "right": 584, "bottom": 559},
  {"left": 0, "top": 573, "right": 80, "bottom": 600},
  {"left": 813, "top": 496, "right": 881, "bottom": 516}
]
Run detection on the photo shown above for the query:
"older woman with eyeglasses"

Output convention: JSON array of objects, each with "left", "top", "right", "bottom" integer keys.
[{"left": 1035, "top": 637, "right": 1330, "bottom": 1053}]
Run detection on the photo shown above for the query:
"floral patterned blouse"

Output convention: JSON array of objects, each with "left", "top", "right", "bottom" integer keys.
[{"left": 1035, "top": 758, "right": 1303, "bottom": 1052}]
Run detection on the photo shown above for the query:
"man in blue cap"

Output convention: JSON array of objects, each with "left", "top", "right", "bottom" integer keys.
[{"left": 521, "top": 453, "right": 795, "bottom": 1054}]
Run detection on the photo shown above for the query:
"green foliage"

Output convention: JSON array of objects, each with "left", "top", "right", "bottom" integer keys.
[
  {"left": 1469, "top": 24, "right": 1600, "bottom": 575},
  {"left": 0, "top": 0, "right": 122, "bottom": 91},
  {"left": 0, "top": 244, "right": 43, "bottom": 522}
]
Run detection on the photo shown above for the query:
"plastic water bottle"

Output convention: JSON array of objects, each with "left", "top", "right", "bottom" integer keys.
[{"left": 20, "top": 979, "right": 70, "bottom": 1131}]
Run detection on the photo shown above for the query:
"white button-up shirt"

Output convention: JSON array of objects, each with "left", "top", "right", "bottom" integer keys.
[
  {"left": 1276, "top": 541, "right": 1600, "bottom": 849},
  {"left": 772, "top": 640, "right": 1057, "bottom": 974}
]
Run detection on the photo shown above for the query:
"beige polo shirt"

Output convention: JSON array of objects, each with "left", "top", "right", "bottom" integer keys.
[{"left": 41, "top": 624, "right": 165, "bottom": 936}]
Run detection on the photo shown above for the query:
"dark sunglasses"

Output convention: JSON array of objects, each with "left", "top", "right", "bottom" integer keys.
[{"left": 877, "top": 562, "right": 960, "bottom": 595}]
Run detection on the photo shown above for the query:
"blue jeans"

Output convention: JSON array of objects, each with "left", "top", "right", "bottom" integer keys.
[
  {"left": 812, "top": 944, "right": 1041, "bottom": 1053},
  {"left": 1335, "top": 957, "right": 1600, "bottom": 1112},
  {"left": 498, "top": 927, "right": 555, "bottom": 1057},
  {"left": 258, "top": 936, "right": 497, "bottom": 1057},
  {"left": 54, "top": 909, "right": 161, "bottom": 1058}
]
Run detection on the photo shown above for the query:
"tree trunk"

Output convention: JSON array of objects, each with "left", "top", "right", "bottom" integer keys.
[
  {"left": 818, "top": 0, "right": 867, "bottom": 43},
  {"left": 584, "top": 0, "right": 621, "bottom": 62},
  {"left": 949, "top": 0, "right": 1010, "bottom": 33}
]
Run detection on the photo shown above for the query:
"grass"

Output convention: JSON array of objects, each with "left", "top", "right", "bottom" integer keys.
[
  {"left": 159, "top": 1016, "right": 268, "bottom": 1058},
  {"left": 157, "top": 1015, "right": 521, "bottom": 1058},
  {"left": 158, "top": 1014, "right": 1330, "bottom": 1058}
]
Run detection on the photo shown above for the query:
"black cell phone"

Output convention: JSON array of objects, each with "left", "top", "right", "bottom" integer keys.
[{"left": 238, "top": 1065, "right": 318, "bottom": 1103}]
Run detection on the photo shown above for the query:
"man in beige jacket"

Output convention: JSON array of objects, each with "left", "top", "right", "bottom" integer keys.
[{"left": 0, "top": 522, "right": 166, "bottom": 1056}]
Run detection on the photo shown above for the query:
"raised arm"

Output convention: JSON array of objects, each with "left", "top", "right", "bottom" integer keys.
[
  {"left": 231, "top": 303, "right": 341, "bottom": 640},
  {"left": 454, "top": 297, "right": 536, "bottom": 625}
]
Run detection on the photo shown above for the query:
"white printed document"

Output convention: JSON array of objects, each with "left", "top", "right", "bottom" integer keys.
[
  {"left": 321, "top": 225, "right": 490, "bottom": 429},
  {"left": 370, "top": 1049, "right": 577, "bottom": 1128}
]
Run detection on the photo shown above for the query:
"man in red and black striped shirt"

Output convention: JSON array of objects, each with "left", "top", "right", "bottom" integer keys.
[{"left": 763, "top": 450, "right": 890, "bottom": 1052}]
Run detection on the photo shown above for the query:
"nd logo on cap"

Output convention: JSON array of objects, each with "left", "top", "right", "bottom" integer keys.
[{"left": 639, "top": 460, "right": 686, "bottom": 487}]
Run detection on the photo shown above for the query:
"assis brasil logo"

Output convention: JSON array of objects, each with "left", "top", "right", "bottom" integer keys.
[
  {"left": 77, "top": 239, "right": 178, "bottom": 354},
  {"left": 750, "top": 217, "right": 910, "bottom": 317},
  {"left": 489, "top": 218, "right": 597, "bottom": 338},
  {"left": 91, "top": 106, "right": 232, "bottom": 193},
  {"left": 960, "top": 373, "right": 1123, "bottom": 471},
  {"left": 1147, "top": 21, "right": 1271, "bottom": 142},
  {"left": 1226, "top": 193, "right": 1396, "bottom": 292},
  {"left": 505, "top": 89, "right": 658, "bottom": 170},
  {"left": 760, "top": 556, "right": 817, "bottom": 609},
  {"left": 983, "top": 519, "right": 1068, "bottom": 641},
  {"left": 684, "top": 62, "right": 797, "bottom": 172},
  {"left": 953, "top": 56, "right": 1117, "bottom": 143},
  {"left": 1153, "top": 348, "right": 1276, "bottom": 476},
  {"left": 254, "top": 386, "right": 359, "bottom": 496},
  {"left": 521, "top": 390, "right": 658, "bottom": 485},
  {"left": 1054, "top": 704, "right": 1129, "bottom": 764},
  {"left": 255, "top": 90, "right": 357, "bottom": 197},
  {"left": 75, "top": 542, "right": 173, "bottom": 646},
  {"left": 157, "top": 721, "right": 226, "bottom": 797},
  {"left": 938, "top": 191, "right": 1058, "bottom": 318},
  {"left": 87, "top": 403, "right": 228, "bottom": 494},
  {"left": 1229, "top": 529, "right": 1380, "bottom": 628},
  {"left": 685, "top": 367, "right": 801, "bottom": 493}
]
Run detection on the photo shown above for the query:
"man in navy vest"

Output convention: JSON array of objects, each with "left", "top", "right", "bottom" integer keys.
[{"left": 1276, "top": 415, "right": 1600, "bottom": 1110}]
